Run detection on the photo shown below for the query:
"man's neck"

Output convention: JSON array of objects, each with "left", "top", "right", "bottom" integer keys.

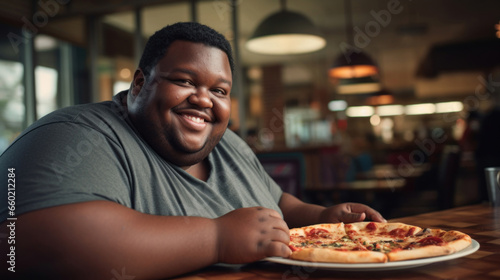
[{"left": 183, "top": 158, "right": 209, "bottom": 182}]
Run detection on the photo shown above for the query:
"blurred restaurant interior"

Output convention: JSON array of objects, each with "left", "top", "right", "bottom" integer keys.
[{"left": 1, "top": 0, "right": 500, "bottom": 218}]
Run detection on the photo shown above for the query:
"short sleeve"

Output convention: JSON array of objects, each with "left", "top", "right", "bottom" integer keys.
[{"left": 0, "top": 122, "right": 132, "bottom": 221}]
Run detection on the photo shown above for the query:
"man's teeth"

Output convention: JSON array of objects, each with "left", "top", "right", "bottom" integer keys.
[{"left": 185, "top": 115, "right": 204, "bottom": 123}]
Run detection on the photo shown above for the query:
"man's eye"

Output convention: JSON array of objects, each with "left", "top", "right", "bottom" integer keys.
[
  {"left": 212, "top": 88, "right": 227, "bottom": 95},
  {"left": 174, "top": 79, "right": 192, "bottom": 86}
]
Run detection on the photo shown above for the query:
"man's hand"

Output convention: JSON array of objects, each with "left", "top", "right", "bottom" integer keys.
[
  {"left": 319, "top": 203, "right": 387, "bottom": 224},
  {"left": 214, "top": 207, "right": 291, "bottom": 264}
]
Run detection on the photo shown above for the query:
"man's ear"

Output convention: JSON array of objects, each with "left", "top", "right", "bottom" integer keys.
[{"left": 131, "top": 69, "right": 146, "bottom": 97}]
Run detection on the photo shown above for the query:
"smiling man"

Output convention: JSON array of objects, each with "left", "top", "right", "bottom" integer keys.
[
  {"left": 126, "top": 39, "right": 232, "bottom": 178},
  {"left": 0, "top": 22, "right": 384, "bottom": 279}
]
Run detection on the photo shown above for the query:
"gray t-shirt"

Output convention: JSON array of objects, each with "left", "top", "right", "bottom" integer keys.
[{"left": 0, "top": 91, "right": 283, "bottom": 221}]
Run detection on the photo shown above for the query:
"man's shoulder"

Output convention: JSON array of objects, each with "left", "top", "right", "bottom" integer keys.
[
  {"left": 220, "top": 129, "right": 246, "bottom": 148},
  {"left": 30, "top": 97, "right": 126, "bottom": 130},
  {"left": 48, "top": 101, "right": 122, "bottom": 122},
  {"left": 218, "top": 129, "right": 256, "bottom": 159},
  {"left": 10, "top": 97, "right": 130, "bottom": 150}
]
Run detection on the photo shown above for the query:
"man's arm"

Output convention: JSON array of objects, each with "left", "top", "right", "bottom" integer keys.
[
  {"left": 0, "top": 201, "right": 290, "bottom": 279},
  {"left": 279, "top": 192, "right": 386, "bottom": 228}
]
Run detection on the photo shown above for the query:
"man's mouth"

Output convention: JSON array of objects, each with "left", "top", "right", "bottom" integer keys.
[{"left": 184, "top": 115, "right": 205, "bottom": 124}]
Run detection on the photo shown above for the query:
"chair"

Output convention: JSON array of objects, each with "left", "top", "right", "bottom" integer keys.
[
  {"left": 257, "top": 152, "right": 306, "bottom": 199},
  {"left": 387, "top": 145, "right": 461, "bottom": 217}
]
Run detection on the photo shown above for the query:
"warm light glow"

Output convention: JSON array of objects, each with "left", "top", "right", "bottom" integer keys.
[
  {"left": 435, "top": 101, "right": 463, "bottom": 113},
  {"left": 337, "top": 82, "right": 382, "bottom": 94},
  {"left": 370, "top": 114, "right": 381, "bottom": 126},
  {"left": 381, "top": 118, "right": 394, "bottom": 129},
  {"left": 328, "top": 100, "right": 348, "bottom": 111},
  {"left": 366, "top": 94, "right": 394, "bottom": 105},
  {"left": 119, "top": 68, "right": 131, "bottom": 79},
  {"left": 346, "top": 106, "right": 374, "bottom": 117},
  {"left": 329, "top": 65, "right": 378, "bottom": 79},
  {"left": 405, "top": 103, "right": 436, "bottom": 115},
  {"left": 380, "top": 118, "right": 394, "bottom": 143},
  {"left": 246, "top": 34, "right": 326, "bottom": 55},
  {"left": 250, "top": 95, "right": 262, "bottom": 116},
  {"left": 345, "top": 102, "right": 463, "bottom": 118},
  {"left": 376, "top": 105, "right": 404, "bottom": 116}
]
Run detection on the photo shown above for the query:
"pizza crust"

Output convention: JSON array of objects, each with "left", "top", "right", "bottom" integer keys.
[{"left": 290, "top": 248, "right": 388, "bottom": 263}]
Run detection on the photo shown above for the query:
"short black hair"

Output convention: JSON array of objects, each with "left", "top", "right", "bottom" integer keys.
[{"left": 138, "top": 22, "right": 235, "bottom": 78}]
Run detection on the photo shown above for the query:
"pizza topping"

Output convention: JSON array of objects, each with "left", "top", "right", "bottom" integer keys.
[
  {"left": 289, "top": 245, "right": 300, "bottom": 252},
  {"left": 417, "top": 236, "right": 445, "bottom": 246},
  {"left": 366, "top": 222, "right": 378, "bottom": 231},
  {"left": 306, "top": 228, "right": 330, "bottom": 238},
  {"left": 388, "top": 228, "right": 406, "bottom": 238}
]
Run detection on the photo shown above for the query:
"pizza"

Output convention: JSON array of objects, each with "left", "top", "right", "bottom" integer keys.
[{"left": 288, "top": 222, "right": 472, "bottom": 263}]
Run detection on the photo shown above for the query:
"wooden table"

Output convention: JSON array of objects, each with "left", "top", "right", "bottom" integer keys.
[{"left": 173, "top": 204, "right": 500, "bottom": 280}]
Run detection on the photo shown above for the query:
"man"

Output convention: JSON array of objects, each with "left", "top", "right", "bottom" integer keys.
[{"left": 0, "top": 22, "right": 385, "bottom": 279}]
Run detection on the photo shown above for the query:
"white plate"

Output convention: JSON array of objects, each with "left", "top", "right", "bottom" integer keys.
[{"left": 264, "top": 239, "right": 480, "bottom": 271}]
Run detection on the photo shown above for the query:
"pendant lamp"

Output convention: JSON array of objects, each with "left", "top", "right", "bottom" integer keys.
[
  {"left": 329, "top": 0, "right": 379, "bottom": 79},
  {"left": 366, "top": 89, "right": 394, "bottom": 105},
  {"left": 336, "top": 76, "right": 382, "bottom": 95},
  {"left": 246, "top": 0, "right": 326, "bottom": 55}
]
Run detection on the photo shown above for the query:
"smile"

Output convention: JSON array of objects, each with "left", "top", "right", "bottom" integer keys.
[
  {"left": 179, "top": 113, "right": 209, "bottom": 131},
  {"left": 184, "top": 115, "right": 205, "bottom": 123}
]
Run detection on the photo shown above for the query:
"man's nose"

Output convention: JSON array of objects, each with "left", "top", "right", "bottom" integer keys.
[{"left": 188, "top": 87, "right": 213, "bottom": 108}]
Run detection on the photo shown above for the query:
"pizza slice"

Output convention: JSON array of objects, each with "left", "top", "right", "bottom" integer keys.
[
  {"left": 289, "top": 223, "right": 387, "bottom": 263},
  {"left": 344, "top": 222, "right": 422, "bottom": 253},
  {"left": 386, "top": 228, "right": 472, "bottom": 261}
]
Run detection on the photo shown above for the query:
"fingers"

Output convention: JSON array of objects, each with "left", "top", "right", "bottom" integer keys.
[
  {"left": 259, "top": 224, "right": 291, "bottom": 258},
  {"left": 367, "top": 211, "right": 387, "bottom": 223},
  {"left": 342, "top": 212, "right": 365, "bottom": 223},
  {"left": 349, "top": 203, "right": 387, "bottom": 223},
  {"left": 264, "top": 240, "right": 292, "bottom": 258},
  {"left": 255, "top": 208, "right": 291, "bottom": 258},
  {"left": 271, "top": 214, "right": 290, "bottom": 234}
]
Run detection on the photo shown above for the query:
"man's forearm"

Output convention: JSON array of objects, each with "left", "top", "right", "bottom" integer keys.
[
  {"left": 279, "top": 192, "right": 326, "bottom": 228},
  {"left": 1, "top": 201, "right": 219, "bottom": 279}
]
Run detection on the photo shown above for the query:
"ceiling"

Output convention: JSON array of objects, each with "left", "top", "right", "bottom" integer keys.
[
  {"left": 1, "top": 0, "right": 499, "bottom": 101},
  {"left": 100, "top": 0, "right": 500, "bottom": 99}
]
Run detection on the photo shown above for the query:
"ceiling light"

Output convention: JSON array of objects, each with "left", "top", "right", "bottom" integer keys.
[
  {"left": 346, "top": 106, "right": 374, "bottom": 117},
  {"left": 405, "top": 103, "right": 436, "bottom": 115},
  {"left": 366, "top": 89, "right": 394, "bottom": 105},
  {"left": 328, "top": 100, "right": 348, "bottom": 111},
  {"left": 376, "top": 105, "right": 404, "bottom": 116},
  {"left": 329, "top": 0, "right": 379, "bottom": 79},
  {"left": 435, "top": 101, "right": 463, "bottom": 113},
  {"left": 246, "top": 0, "right": 326, "bottom": 55},
  {"left": 336, "top": 76, "right": 381, "bottom": 94},
  {"left": 329, "top": 52, "right": 378, "bottom": 79}
]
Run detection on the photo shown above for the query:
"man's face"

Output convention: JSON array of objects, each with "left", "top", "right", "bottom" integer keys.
[{"left": 127, "top": 40, "right": 232, "bottom": 168}]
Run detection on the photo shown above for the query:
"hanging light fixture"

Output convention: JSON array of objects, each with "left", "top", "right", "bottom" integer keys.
[
  {"left": 246, "top": 0, "right": 326, "bottom": 55},
  {"left": 336, "top": 76, "right": 382, "bottom": 95},
  {"left": 366, "top": 89, "right": 394, "bottom": 105},
  {"left": 329, "top": 0, "right": 379, "bottom": 79}
]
